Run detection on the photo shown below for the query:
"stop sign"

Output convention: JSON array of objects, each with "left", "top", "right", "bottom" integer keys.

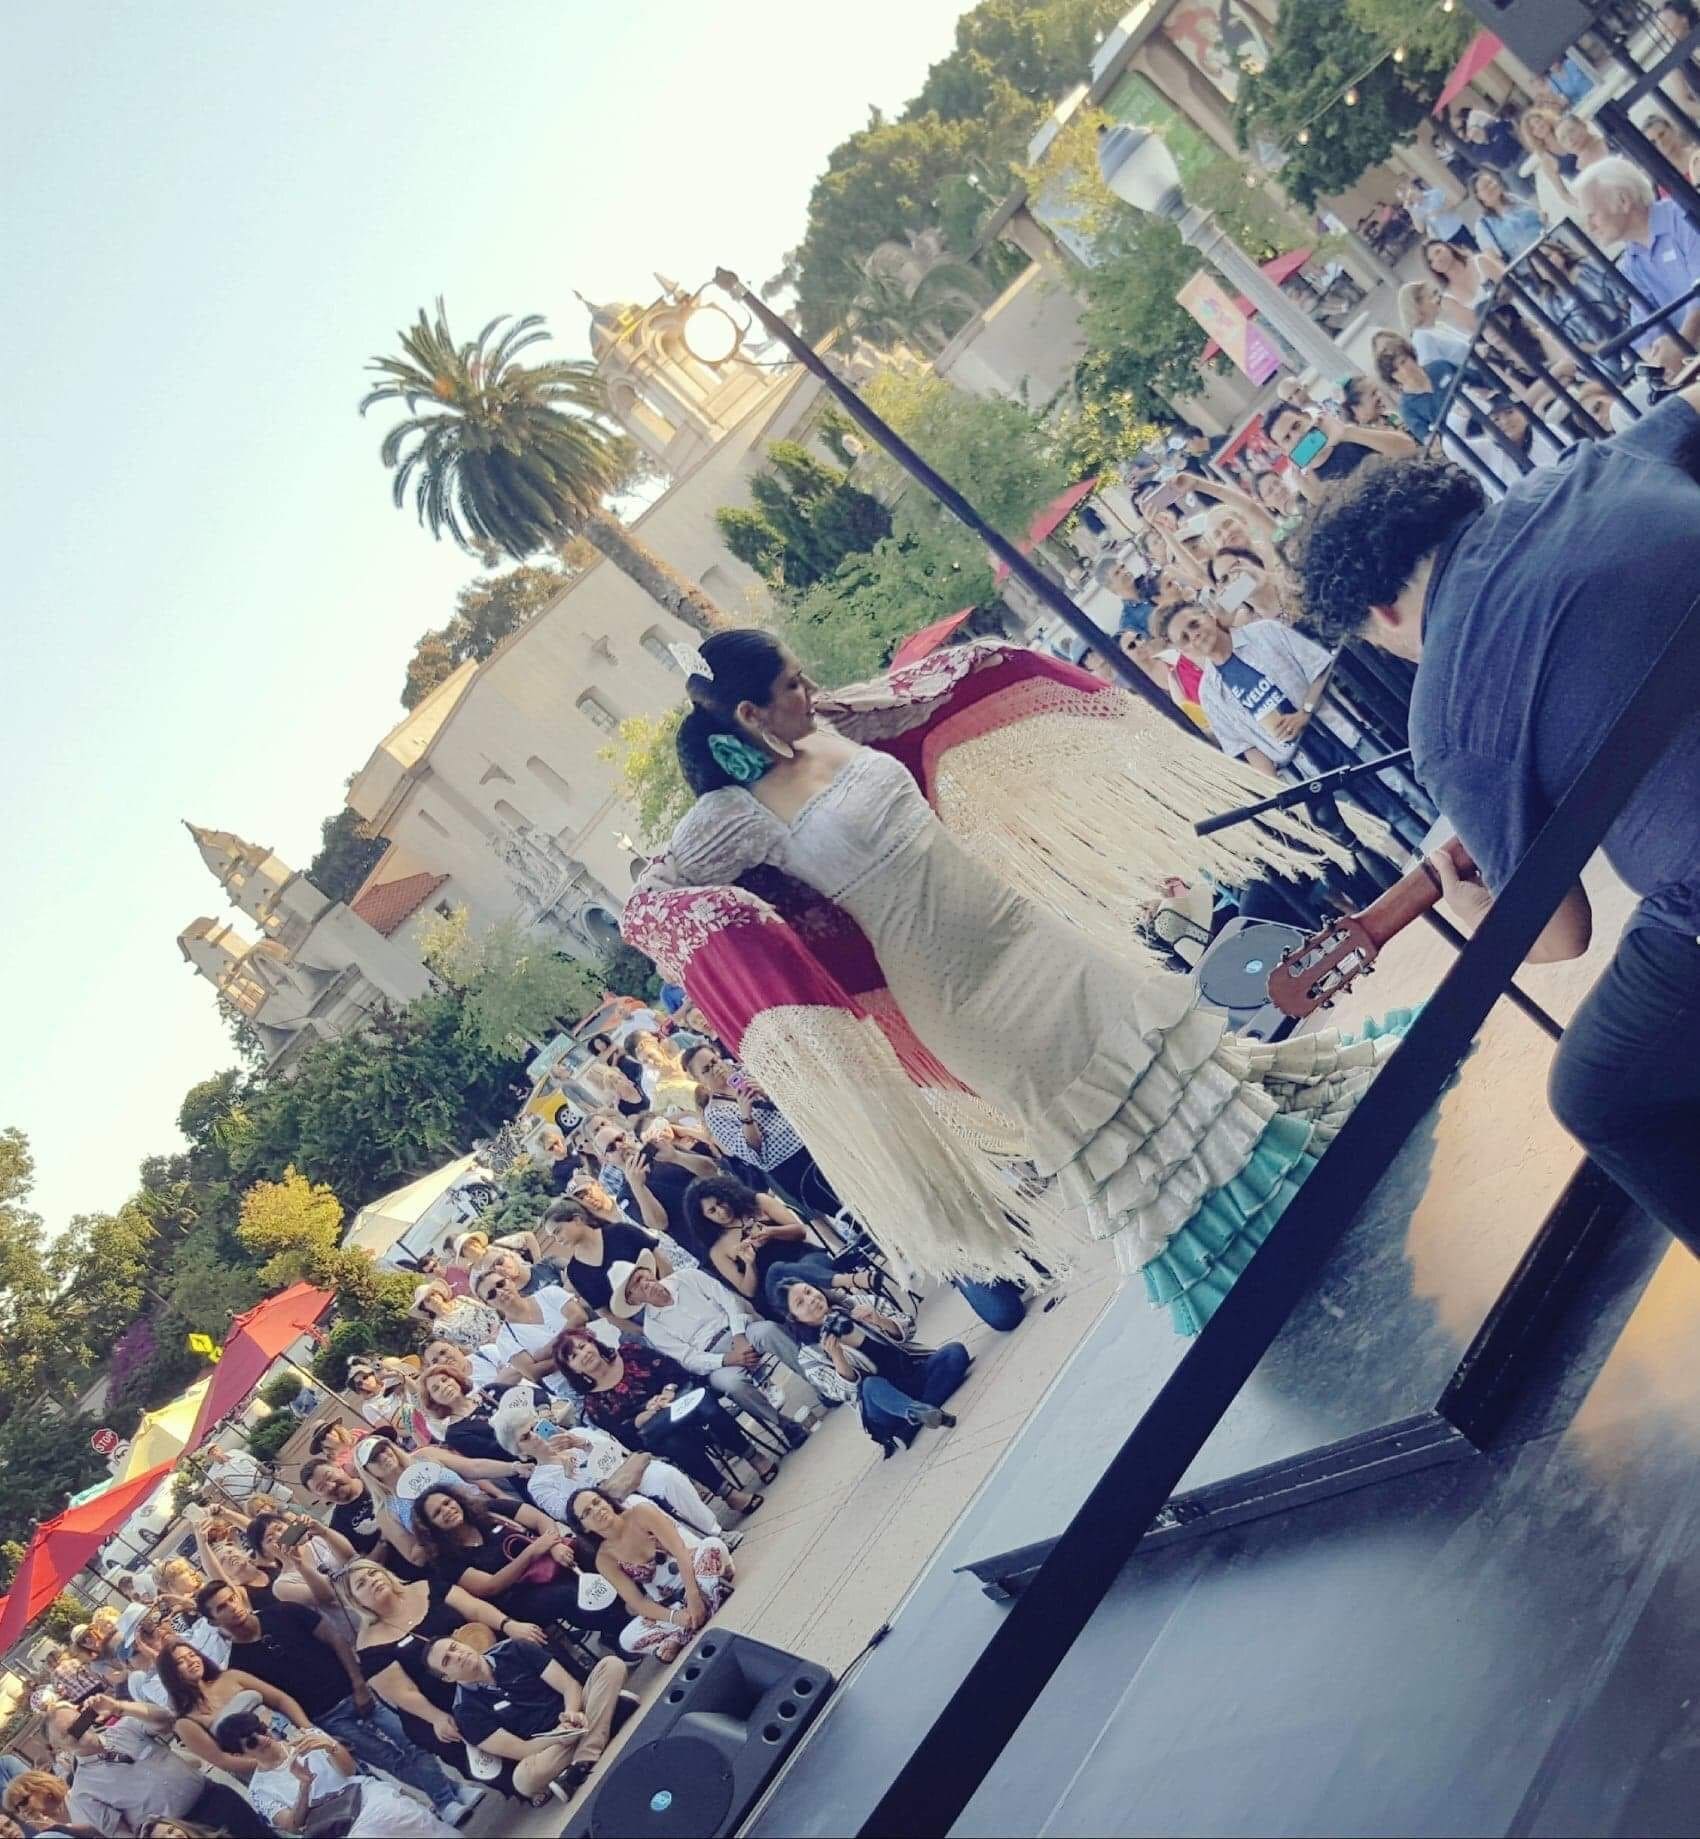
[{"left": 90, "top": 1427, "right": 120, "bottom": 1456}]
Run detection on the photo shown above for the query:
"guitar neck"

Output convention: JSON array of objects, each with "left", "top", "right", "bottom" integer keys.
[{"left": 1355, "top": 835, "right": 1476, "bottom": 953}]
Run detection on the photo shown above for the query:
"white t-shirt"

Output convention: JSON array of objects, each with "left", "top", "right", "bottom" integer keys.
[
  {"left": 246, "top": 1743, "right": 352, "bottom": 1824},
  {"left": 526, "top": 1427, "right": 630, "bottom": 1521}
]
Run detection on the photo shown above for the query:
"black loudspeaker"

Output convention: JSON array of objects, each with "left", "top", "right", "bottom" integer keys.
[
  {"left": 1193, "top": 917, "right": 1307, "bottom": 1042},
  {"left": 568, "top": 1633, "right": 834, "bottom": 1838},
  {"left": 1458, "top": 0, "right": 1607, "bottom": 69}
]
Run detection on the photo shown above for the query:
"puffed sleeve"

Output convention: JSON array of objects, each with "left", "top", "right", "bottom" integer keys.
[{"left": 666, "top": 788, "right": 786, "bottom": 885}]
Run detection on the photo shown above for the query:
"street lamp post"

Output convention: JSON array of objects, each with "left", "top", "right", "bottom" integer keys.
[
  {"left": 1096, "top": 123, "right": 1354, "bottom": 384},
  {"left": 701, "top": 270, "right": 1190, "bottom": 722}
]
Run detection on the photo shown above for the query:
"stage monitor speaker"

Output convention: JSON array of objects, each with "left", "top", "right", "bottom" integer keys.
[
  {"left": 568, "top": 1633, "right": 834, "bottom": 1839},
  {"left": 1193, "top": 917, "right": 1306, "bottom": 1042},
  {"left": 1457, "top": 0, "right": 1608, "bottom": 70}
]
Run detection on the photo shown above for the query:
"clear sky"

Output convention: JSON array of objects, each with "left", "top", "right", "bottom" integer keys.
[{"left": 1, "top": 1, "right": 966, "bottom": 1234}]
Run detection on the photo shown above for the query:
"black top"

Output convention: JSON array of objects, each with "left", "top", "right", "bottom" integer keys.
[
  {"left": 613, "top": 1055, "right": 648, "bottom": 1119},
  {"left": 566, "top": 1220, "right": 654, "bottom": 1311},
  {"left": 357, "top": 1585, "right": 467, "bottom": 1712},
  {"left": 451, "top": 1639, "right": 563, "bottom": 1746},
  {"left": 578, "top": 1342, "right": 696, "bottom": 1442},
  {"left": 1312, "top": 440, "right": 1374, "bottom": 485},
  {"left": 329, "top": 1493, "right": 384, "bottom": 1557},
  {"left": 640, "top": 1158, "right": 696, "bottom": 1242},
  {"left": 228, "top": 1601, "right": 341, "bottom": 1722},
  {"left": 438, "top": 1402, "right": 505, "bottom": 1466},
  {"left": 428, "top": 1514, "right": 535, "bottom": 1591}
]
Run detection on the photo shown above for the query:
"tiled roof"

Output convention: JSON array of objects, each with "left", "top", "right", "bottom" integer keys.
[{"left": 350, "top": 871, "right": 448, "bottom": 937}]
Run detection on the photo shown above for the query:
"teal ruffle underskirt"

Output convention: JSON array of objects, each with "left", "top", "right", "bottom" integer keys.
[{"left": 1141, "top": 1009, "right": 1423, "bottom": 1337}]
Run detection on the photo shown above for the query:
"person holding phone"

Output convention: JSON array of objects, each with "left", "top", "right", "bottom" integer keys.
[{"left": 1262, "top": 400, "right": 1419, "bottom": 505}]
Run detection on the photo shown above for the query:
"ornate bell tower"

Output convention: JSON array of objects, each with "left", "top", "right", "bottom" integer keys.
[{"left": 580, "top": 277, "right": 778, "bottom": 479}]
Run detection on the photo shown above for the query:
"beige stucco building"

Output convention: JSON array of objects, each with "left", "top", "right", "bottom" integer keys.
[
  {"left": 340, "top": 286, "right": 829, "bottom": 954},
  {"left": 176, "top": 825, "right": 436, "bottom": 1076}
]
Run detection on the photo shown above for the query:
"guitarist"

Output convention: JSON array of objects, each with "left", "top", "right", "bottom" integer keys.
[{"left": 1292, "top": 380, "right": 1700, "bottom": 1257}]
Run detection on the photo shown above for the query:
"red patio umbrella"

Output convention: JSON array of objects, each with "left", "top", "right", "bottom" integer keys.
[
  {"left": 891, "top": 609, "right": 976, "bottom": 668},
  {"left": 185, "top": 1280, "right": 335, "bottom": 1450},
  {"left": 1432, "top": 31, "right": 1505, "bottom": 116},
  {"left": 0, "top": 1459, "right": 176, "bottom": 1651},
  {"left": 992, "top": 478, "right": 1102, "bottom": 583}
]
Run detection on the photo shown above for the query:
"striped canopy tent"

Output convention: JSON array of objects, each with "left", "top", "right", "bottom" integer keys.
[{"left": 118, "top": 1377, "right": 213, "bottom": 1481}]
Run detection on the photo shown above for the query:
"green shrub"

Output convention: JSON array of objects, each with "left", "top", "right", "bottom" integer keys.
[
  {"left": 244, "top": 1413, "right": 297, "bottom": 1464},
  {"left": 257, "top": 1371, "right": 304, "bottom": 1409}
]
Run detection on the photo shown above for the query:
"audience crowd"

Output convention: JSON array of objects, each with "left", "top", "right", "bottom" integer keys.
[{"left": 10, "top": 1021, "right": 1010, "bottom": 1836}]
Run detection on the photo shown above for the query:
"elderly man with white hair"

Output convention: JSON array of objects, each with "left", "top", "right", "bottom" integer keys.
[
  {"left": 490, "top": 1394, "right": 727, "bottom": 1539},
  {"left": 1575, "top": 154, "right": 1700, "bottom": 376}
]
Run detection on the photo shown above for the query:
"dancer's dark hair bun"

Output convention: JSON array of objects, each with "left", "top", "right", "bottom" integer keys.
[{"left": 675, "top": 629, "right": 788, "bottom": 795}]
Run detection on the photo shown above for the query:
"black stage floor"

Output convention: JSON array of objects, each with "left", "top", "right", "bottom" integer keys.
[{"left": 750, "top": 876, "right": 1699, "bottom": 1837}]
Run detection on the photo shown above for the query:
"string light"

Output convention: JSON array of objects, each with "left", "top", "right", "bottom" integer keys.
[
  {"left": 1392, "top": 45, "right": 1406, "bottom": 62},
  {"left": 1345, "top": 86, "right": 1360, "bottom": 105},
  {"left": 1297, "top": 128, "right": 1310, "bottom": 144}
]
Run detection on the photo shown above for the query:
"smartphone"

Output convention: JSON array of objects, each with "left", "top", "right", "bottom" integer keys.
[
  {"left": 1289, "top": 428, "right": 1329, "bottom": 469},
  {"left": 68, "top": 1704, "right": 101, "bottom": 1738},
  {"left": 1179, "top": 512, "right": 1213, "bottom": 540},
  {"left": 281, "top": 1521, "right": 316, "bottom": 1550},
  {"left": 1215, "top": 573, "right": 1258, "bottom": 613}
]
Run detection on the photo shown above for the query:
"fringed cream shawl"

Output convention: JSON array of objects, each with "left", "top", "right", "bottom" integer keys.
[{"left": 622, "top": 642, "right": 1350, "bottom": 1283}]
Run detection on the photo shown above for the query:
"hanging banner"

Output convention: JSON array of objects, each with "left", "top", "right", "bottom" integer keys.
[{"left": 1176, "top": 271, "right": 1283, "bottom": 384}]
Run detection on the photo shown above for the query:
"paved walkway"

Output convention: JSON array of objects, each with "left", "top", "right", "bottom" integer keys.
[{"left": 492, "top": 1251, "right": 1121, "bottom": 1834}]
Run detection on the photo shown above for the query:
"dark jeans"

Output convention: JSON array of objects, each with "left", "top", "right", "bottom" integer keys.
[
  {"left": 1295, "top": 723, "right": 1429, "bottom": 852},
  {"left": 190, "top": 1778, "right": 275, "bottom": 1838},
  {"left": 861, "top": 1343, "right": 971, "bottom": 1442},
  {"left": 1549, "top": 922, "right": 1700, "bottom": 1256},
  {"left": 320, "top": 1693, "right": 460, "bottom": 1812},
  {"left": 954, "top": 1278, "right": 1026, "bottom": 1331},
  {"left": 643, "top": 1401, "right": 759, "bottom": 1493}
]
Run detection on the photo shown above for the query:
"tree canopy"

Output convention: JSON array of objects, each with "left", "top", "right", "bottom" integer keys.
[
  {"left": 418, "top": 910, "right": 603, "bottom": 1056},
  {"left": 400, "top": 562, "right": 572, "bottom": 710},
  {"left": 715, "top": 441, "right": 892, "bottom": 592},
  {"left": 306, "top": 807, "right": 388, "bottom": 903}
]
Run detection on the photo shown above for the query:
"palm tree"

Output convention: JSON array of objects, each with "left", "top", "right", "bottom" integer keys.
[{"left": 361, "top": 300, "right": 728, "bottom": 634}]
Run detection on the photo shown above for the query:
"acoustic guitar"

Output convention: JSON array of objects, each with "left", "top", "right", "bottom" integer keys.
[{"left": 1266, "top": 837, "right": 1479, "bottom": 1021}]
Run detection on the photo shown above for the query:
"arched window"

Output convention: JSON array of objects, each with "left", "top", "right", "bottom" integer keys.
[
  {"left": 699, "top": 563, "right": 737, "bottom": 607},
  {"left": 640, "top": 628, "right": 680, "bottom": 672},
  {"left": 493, "top": 798, "right": 533, "bottom": 832},
  {"left": 527, "top": 756, "right": 574, "bottom": 804},
  {"left": 577, "top": 689, "right": 619, "bottom": 734}
]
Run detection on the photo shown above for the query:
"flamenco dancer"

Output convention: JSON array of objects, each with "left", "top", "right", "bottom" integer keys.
[{"left": 626, "top": 631, "right": 1414, "bottom": 1335}]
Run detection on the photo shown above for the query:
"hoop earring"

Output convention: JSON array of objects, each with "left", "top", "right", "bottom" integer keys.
[{"left": 757, "top": 726, "right": 796, "bottom": 761}]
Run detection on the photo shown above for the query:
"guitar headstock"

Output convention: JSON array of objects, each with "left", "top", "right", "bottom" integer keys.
[{"left": 1266, "top": 915, "right": 1381, "bottom": 1020}]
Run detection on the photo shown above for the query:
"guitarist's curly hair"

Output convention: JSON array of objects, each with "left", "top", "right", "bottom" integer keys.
[{"left": 1289, "top": 459, "right": 1485, "bottom": 649}]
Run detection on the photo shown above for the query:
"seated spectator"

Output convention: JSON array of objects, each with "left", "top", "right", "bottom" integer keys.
[
  {"left": 354, "top": 1433, "right": 528, "bottom": 1538},
  {"left": 578, "top": 1056, "right": 650, "bottom": 1122},
  {"left": 154, "top": 1635, "right": 308, "bottom": 1777},
  {"left": 411, "top": 1483, "right": 607, "bottom": 1641},
  {"left": 493, "top": 1398, "right": 724, "bottom": 1542},
  {"left": 1422, "top": 238, "right": 1495, "bottom": 326},
  {"left": 471, "top": 1257, "right": 583, "bottom": 1391},
  {"left": 781, "top": 1280, "right": 968, "bottom": 1458},
  {"left": 346, "top": 1359, "right": 423, "bottom": 1446},
  {"left": 589, "top": 1114, "right": 719, "bottom": 1248},
  {"left": 1576, "top": 156, "right": 1700, "bottom": 378},
  {"left": 534, "top": 1126, "right": 588, "bottom": 1195},
  {"left": 426, "top": 1638, "right": 633, "bottom": 1805},
  {"left": 682, "top": 1174, "right": 857, "bottom": 1319},
  {"left": 1341, "top": 376, "right": 1394, "bottom": 429},
  {"left": 200, "top": 1442, "right": 269, "bottom": 1510},
  {"left": 336, "top": 1559, "right": 542, "bottom": 1794},
  {"left": 1373, "top": 333, "right": 1459, "bottom": 445},
  {"left": 1532, "top": 240, "right": 1634, "bottom": 371},
  {"left": 556, "top": 1329, "right": 774, "bottom": 1512},
  {"left": 196, "top": 1577, "right": 472, "bottom": 1824},
  {"left": 1517, "top": 107, "right": 1578, "bottom": 224},
  {"left": 213, "top": 1708, "right": 457, "bottom": 1836},
  {"left": 566, "top": 1490, "right": 735, "bottom": 1664},
  {"left": 415, "top": 1365, "right": 511, "bottom": 1460},
  {"left": 301, "top": 1457, "right": 424, "bottom": 1574},
  {"left": 1471, "top": 169, "right": 1546, "bottom": 264},
  {"left": 31, "top": 1682, "right": 272, "bottom": 1839},
  {"left": 1399, "top": 173, "right": 1473, "bottom": 248},
  {"left": 538, "top": 1195, "right": 676, "bottom": 1324},
  {"left": 681, "top": 1044, "right": 841, "bottom": 1218},
  {"left": 1454, "top": 104, "right": 1530, "bottom": 184},
  {"left": 1261, "top": 401, "right": 1417, "bottom": 505},
  {"left": 418, "top": 1248, "right": 471, "bottom": 1297},
  {"left": 306, "top": 1418, "right": 363, "bottom": 1470},
  {"left": 242, "top": 1509, "right": 356, "bottom": 1615},
  {"left": 410, "top": 1278, "right": 501, "bottom": 1353},
  {"left": 608, "top": 1250, "right": 818, "bottom": 1442}
]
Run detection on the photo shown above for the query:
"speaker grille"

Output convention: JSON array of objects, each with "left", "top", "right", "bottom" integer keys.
[{"left": 588, "top": 1735, "right": 737, "bottom": 1838}]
